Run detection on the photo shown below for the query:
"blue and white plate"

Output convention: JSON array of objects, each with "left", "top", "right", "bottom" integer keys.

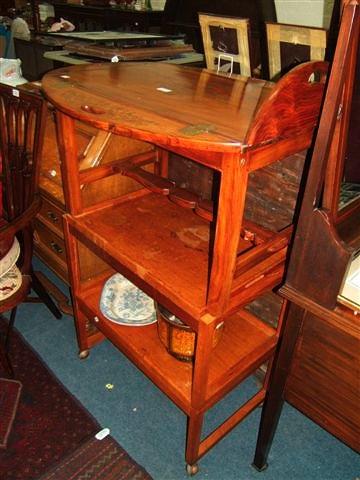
[
  {"left": 99, "top": 273, "right": 156, "bottom": 326},
  {"left": 0, "top": 237, "right": 20, "bottom": 278}
]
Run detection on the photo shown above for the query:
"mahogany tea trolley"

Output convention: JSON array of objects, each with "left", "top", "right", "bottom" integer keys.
[{"left": 42, "top": 60, "right": 327, "bottom": 473}]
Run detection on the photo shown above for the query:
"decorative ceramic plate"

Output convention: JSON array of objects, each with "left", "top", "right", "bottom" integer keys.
[
  {"left": 0, "top": 264, "right": 22, "bottom": 301},
  {"left": 0, "top": 237, "right": 20, "bottom": 278},
  {"left": 99, "top": 273, "right": 156, "bottom": 326}
]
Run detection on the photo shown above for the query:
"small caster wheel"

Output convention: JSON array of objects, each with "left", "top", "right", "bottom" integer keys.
[
  {"left": 79, "top": 349, "right": 89, "bottom": 359},
  {"left": 186, "top": 463, "right": 199, "bottom": 476}
]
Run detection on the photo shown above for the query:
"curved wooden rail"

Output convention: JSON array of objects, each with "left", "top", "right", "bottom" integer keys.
[{"left": 246, "top": 61, "right": 328, "bottom": 149}]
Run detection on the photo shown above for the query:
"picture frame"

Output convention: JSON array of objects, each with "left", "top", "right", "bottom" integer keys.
[
  {"left": 199, "top": 13, "right": 252, "bottom": 76},
  {"left": 266, "top": 22, "right": 328, "bottom": 80}
]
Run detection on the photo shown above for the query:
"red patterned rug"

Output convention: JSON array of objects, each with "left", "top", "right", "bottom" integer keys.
[
  {"left": 0, "top": 317, "right": 152, "bottom": 480},
  {"left": 0, "top": 378, "right": 22, "bottom": 448}
]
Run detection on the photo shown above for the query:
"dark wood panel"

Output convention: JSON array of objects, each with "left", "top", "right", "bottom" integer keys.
[
  {"left": 286, "top": 309, "right": 360, "bottom": 451},
  {"left": 245, "top": 151, "right": 306, "bottom": 232},
  {"left": 344, "top": 45, "right": 360, "bottom": 182},
  {"left": 0, "top": 0, "right": 15, "bottom": 16},
  {"left": 52, "top": 3, "right": 164, "bottom": 32},
  {"left": 163, "top": 0, "right": 276, "bottom": 33},
  {"left": 14, "top": 38, "right": 56, "bottom": 81}
]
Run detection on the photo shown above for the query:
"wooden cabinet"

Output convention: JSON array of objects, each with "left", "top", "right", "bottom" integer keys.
[
  {"left": 253, "top": 2, "right": 360, "bottom": 471},
  {"left": 41, "top": 61, "right": 327, "bottom": 471},
  {"left": 30, "top": 90, "right": 154, "bottom": 284}
]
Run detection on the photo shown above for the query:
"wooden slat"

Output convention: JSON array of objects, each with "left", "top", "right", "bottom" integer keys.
[
  {"left": 168, "top": 186, "right": 199, "bottom": 209},
  {"left": 122, "top": 167, "right": 175, "bottom": 195},
  {"left": 79, "top": 150, "right": 156, "bottom": 185}
]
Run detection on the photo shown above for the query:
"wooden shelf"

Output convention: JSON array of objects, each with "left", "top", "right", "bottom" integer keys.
[
  {"left": 68, "top": 191, "right": 285, "bottom": 322},
  {"left": 77, "top": 272, "right": 277, "bottom": 414},
  {"left": 70, "top": 192, "right": 209, "bottom": 321}
]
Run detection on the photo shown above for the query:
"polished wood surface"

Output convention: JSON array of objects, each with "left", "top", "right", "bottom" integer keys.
[
  {"left": 43, "top": 62, "right": 272, "bottom": 152},
  {"left": 42, "top": 61, "right": 326, "bottom": 155},
  {"left": 42, "top": 59, "right": 327, "bottom": 471},
  {"left": 253, "top": 2, "right": 360, "bottom": 470}
]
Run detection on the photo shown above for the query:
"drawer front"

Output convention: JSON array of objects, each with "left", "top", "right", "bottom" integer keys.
[
  {"left": 34, "top": 219, "right": 68, "bottom": 269},
  {"left": 38, "top": 197, "right": 65, "bottom": 237}
]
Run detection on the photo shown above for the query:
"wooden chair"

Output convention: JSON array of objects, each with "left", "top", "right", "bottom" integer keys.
[
  {"left": 0, "top": 83, "right": 62, "bottom": 376},
  {"left": 198, "top": 13, "right": 252, "bottom": 77},
  {"left": 266, "top": 22, "right": 328, "bottom": 80}
]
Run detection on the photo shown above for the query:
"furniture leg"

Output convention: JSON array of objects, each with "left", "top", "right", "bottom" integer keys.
[
  {"left": 252, "top": 302, "right": 306, "bottom": 470},
  {"left": 61, "top": 217, "right": 90, "bottom": 358},
  {"left": 206, "top": 154, "right": 248, "bottom": 316},
  {"left": 184, "top": 317, "right": 217, "bottom": 474},
  {"left": 155, "top": 148, "right": 169, "bottom": 177},
  {"left": 0, "top": 313, "right": 14, "bottom": 377},
  {"left": 73, "top": 309, "right": 90, "bottom": 359},
  {"left": 0, "top": 309, "right": 17, "bottom": 377},
  {"left": 5, "top": 307, "right": 17, "bottom": 350},
  {"left": 185, "top": 410, "right": 204, "bottom": 475},
  {"left": 0, "top": 341, "right": 13, "bottom": 376}
]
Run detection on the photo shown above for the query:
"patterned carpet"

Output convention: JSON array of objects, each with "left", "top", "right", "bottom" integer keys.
[
  {"left": 0, "top": 316, "right": 152, "bottom": 480},
  {"left": 39, "top": 436, "right": 152, "bottom": 480},
  {"left": 0, "top": 378, "right": 22, "bottom": 448}
]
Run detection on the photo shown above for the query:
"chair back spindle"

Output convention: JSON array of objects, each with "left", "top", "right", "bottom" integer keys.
[{"left": 0, "top": 85, "right": 46, "bottom": 224}]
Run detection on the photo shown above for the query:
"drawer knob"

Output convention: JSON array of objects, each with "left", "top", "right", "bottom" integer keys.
[
  {"left": 50, "top": 241, "right": 63, "bottom": 254},
  {"left": 47, "top": 211, "right": 59, "bottom": 223}
]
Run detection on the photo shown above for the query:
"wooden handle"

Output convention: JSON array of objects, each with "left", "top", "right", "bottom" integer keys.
[
  {"left": 81, "top": 105, "right": 106, "bottom": 115},
  {"left": 122, "top": 167, "right": 175, "bottom": 195},
  {"left": 194, "top": 198, "right": 213, "bottom": 222},
  {"left": 168, "top": 187, "right": 198, "bottom": 209}
]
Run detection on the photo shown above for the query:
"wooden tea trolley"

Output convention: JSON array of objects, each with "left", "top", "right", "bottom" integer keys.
[{"left": 41, "top": 61, "right": 327, "bottom": 473}]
